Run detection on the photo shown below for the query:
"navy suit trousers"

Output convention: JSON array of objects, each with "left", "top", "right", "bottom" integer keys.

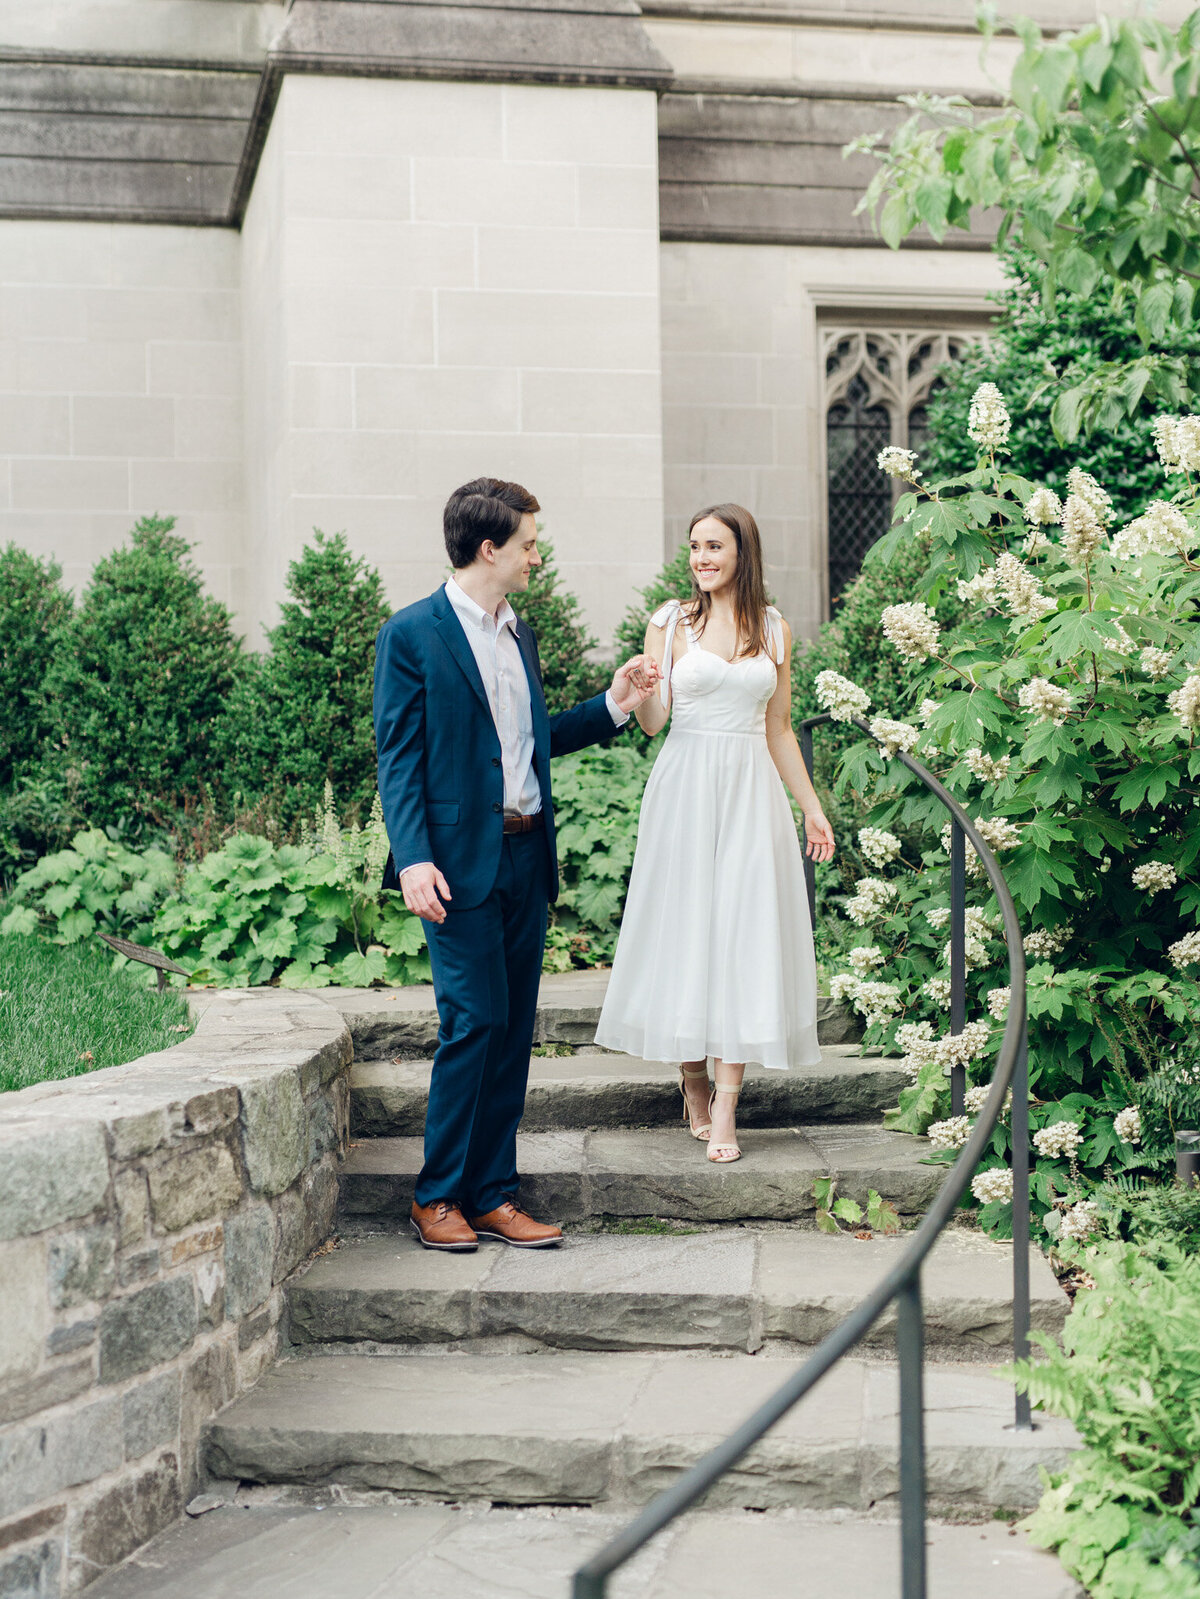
[{"left": 417, "top": 832, "right": 550, "bottom": 1215}]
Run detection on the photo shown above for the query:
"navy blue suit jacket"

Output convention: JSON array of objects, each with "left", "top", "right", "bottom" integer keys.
[{"left": 374, "top": 586, "right": 619, "bottom": 910}]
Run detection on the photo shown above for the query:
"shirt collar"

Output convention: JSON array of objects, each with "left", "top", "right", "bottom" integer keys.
[{"left": 445, "top": 576, "right": 518, "bottom": 636}]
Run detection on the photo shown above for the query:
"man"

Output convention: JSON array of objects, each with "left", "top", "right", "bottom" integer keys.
[{"left": 374, "top": 478, "right": 660, "bottom": 1251}]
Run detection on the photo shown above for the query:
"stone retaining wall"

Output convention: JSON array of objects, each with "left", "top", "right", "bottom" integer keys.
[{"left": 0, "top": 989, "right": 353, "bottom": 1595}]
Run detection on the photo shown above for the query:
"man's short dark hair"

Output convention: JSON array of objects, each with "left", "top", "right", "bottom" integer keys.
[{"left": 443, "top": 478, "right": 540, "bottom": 569}]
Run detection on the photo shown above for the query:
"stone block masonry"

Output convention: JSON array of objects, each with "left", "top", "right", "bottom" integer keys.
[{"left": 0, "top": 989, "right": 352, "bottom": 1595}]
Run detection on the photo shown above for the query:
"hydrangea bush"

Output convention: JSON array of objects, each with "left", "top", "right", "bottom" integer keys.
[{"left": 818, "top": 384, "right": 1200, "bottom": 1238}]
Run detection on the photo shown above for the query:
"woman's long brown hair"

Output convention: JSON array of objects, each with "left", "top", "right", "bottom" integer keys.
[{"left": 685, "top": 503, "right": 770, "bottom": 660}]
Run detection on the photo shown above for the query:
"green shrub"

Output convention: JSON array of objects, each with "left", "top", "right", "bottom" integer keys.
[
  {"left": 153, "top": 788, "right": 428, "bottom": 988},
  {"left": 612, "top": 541, "right": 694, "bottom": 666},
  {"left": 817, "top": 385, "right": 1200, "bottom": 1237},
  {"left": 1015, "top": 1238, "right": 1200, "bottom": 1599},
  {"left": 549, "top": 743, "right": 655, "bottom": 965},
  {"left": 920, "top": 253, "right": 1197, "bottom": 523},
  {"left": 516, "top": 539, "right": 609, "bottom": 715},
  {"left": 220, "top": 532, "right": 390, "bottom": 826},
  {"left": 0, "top": 544, "right": 71, "bottom": 792},
  {"left": 1, "top": 828, "right": 178, "bottom": 957},
  {"left": 47, "top": 516, "right": 245, "bottom": 835}
]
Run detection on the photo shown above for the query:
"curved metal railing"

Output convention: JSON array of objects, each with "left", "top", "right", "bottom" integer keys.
[{"left": 573, "top": 713, "right": 1032, "bottom": 1599}]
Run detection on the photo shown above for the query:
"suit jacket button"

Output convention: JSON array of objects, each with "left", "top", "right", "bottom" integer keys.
[
  {"left": 492, "top": 757, "right": 501, "bottom": 768},
  {"left": 492, "top": 802, "right": 502, "bottom": 813}
]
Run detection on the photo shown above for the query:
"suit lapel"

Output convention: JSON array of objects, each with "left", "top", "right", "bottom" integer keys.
[
  {"left": 514, "top": 620, "right": 549, "bottom": 736},
  {"left": 431, "top": 587, "right": 492, "bottom": 721}
]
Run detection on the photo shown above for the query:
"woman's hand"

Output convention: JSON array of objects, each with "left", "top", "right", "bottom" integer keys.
[
  {"left": 611, "top": 654, "right": 662, "bottom": 713},
  {"left": 804, "top": 810, "right": 836, "bottom": 863}
]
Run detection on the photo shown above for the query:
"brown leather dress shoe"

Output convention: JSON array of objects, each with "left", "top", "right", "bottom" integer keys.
[
  {"left": 410, "top": 1200, "right": 478, "bottom": 1252},
  {"left": 468, "top": 1199, "right": 562, "bottom": 1248}
]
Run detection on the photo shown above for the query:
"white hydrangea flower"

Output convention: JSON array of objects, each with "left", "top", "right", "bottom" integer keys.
[
  {"left": 896, "top": 1020, "right": 936, "bottom": 1055},
  {"left": 1113, "top": 1106, "right": 1141, "bottom": 1146},
  {"left": 943, "top": 935, "right": 992, "bottom": 972},
  {"left": 848, "top": 944, "right": 885, "bottom": 976},
  {"left": 877, "top": 445, "right": 920, "bottom": 480},
  {"left": 1060, "top": 494, "right": 1105, "bottom": 565},
  {"left": 1167, "top": 674, "right": 1200, "bottom": 732},
  {"left": 1024, "top": 486, "right": 1063, "bottom": 526},
  {"left": 957, "top": 568, "right": 999, "bottom": 606},
  {"left": 940, "top": 817, "right": 1021, "bottom": 877},
  {"left": 869, "top": 716, "right": 920, "bottom": 758},
  {"left": 964, "top": 1083, "right": 990, "bottom": 1115},
  {"left": 881, "top": 601, "right": 940, "bottom": 664},
  {"left": 1023, "top": 525, "right": 1055, "bottom": 557},
  {"left": 845, "top": 877, "right": 898, "bottom": 927},
  {"left": 1111, "top": 501, "right": 1195, "bottom": 560},
  {"left": 1132, "top": 862, "right": 1177, "bottom": 895},
  {"left": 1024, "top": 925, "right": 1072, "bottom": 958},
  {"left": 928, "top": 1115, "right": 972, "bottom": 1151},
  {"left": 1018, "top": 677, "right": 1073, "bottom": 727},
  {"left": 927, "top": 906, "right": 950, "bottom": 931},
  {"left": 931, "top": 1020, "right": 992, "bottom": 1071},
  {"left": 987, "top": 986, "right": 1011, "bottom": 1020},
  {"left": 965, "top": 907, "right": 998, "bottom": 939},
  {"left": 967, "top": 383, "right": 1011, "bottom": 452},
  {"left": 829, "top": 971, "right": 862, "bottom": 1004},
  {"left": 815, "top": 669, "right": 871, "bottom": 724},
  {"left": 853, "top": 980, "right": 903, "bottom": 1029},
  {"left": 993, "top": 552, "right": 1056, "bottom": 622},
  {"left": 858, "top": 826, "right": 903, "bottom": 868},
  {"left": 1065, "top": 466, "right": 1113, "bottom": 527},
  {"left": 971, "top": 1167, "right": 1014, "bottom": 1204},
  {"left": 1140, "top": 646, "right": 1172, "bottom": 680},
  {"left": 923, "top": 977, "right": 952, "bottom": 1008},
  {"left": 1058, "top": 1199, "right": 1100, "bottom": 1242},
  {"left": 1152, "top": 414, "right": 1200, "bottom": 474},
  {"left": 1108, "top": 621, "right": 1136, "bottom": 657},
  {"left": 918, "top": 698, "right": 940, "bottom": 728},
  {"left": 964, "top": 747, "right": 1012, "bottom": 781},
  {"left": 1167, "top": 930, "right": 1200, "bottom": 970},
  {"left": 1033, "top": 1120, "right": 1083, "bottom": 1159}
]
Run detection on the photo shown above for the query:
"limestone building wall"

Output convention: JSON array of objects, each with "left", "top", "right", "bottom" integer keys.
[
  {"left": 239, "top": 74, "right": 665, "bottom": 646},
  {"left": 0, "top": 224, "right": 243, "bottom": 606}
]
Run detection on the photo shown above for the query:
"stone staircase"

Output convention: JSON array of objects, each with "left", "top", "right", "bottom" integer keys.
[{"left": 200, "top": 974, "right": 1082, "bottom": 1597}]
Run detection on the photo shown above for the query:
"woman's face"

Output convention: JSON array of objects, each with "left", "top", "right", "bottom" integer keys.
[{"left": 689, "top": 516, "right": 738, "bottom": 597}]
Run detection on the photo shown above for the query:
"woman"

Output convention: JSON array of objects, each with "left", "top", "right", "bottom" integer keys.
[{"left": 595, "top": 504, "right": 836, "bottom": 1162}]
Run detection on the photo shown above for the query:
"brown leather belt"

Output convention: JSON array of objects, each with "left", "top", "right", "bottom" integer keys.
[{"left": 502, "top": 811, "right": 544, "bottom": 835}]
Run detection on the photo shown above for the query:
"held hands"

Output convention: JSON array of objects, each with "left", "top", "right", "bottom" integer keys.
[
  {"left": 400, "top": 862, "right": 452, "bottom": 923},
  {"left": 804, "top": 811, "right": 836, "bottom": 863},
  {"left": 610, "top": 654, "right": 663, "bottom": 713}
]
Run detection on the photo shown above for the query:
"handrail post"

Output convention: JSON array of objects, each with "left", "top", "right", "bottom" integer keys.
[
  {"left": 574, "top": 1575, "right": 604, "bottom": 1599},
  {"left": 800, "top": 722, "right": 817, "bottom": 929},
  {"left": 1010, "top": 1026, "right": 1033, "bottom": 1430},
  {"left": 949, "top": 822, "right": 967, "bottom": 1116},
  {"left": 897, "top": 1271, "right": 927, "bottom": 1599}
]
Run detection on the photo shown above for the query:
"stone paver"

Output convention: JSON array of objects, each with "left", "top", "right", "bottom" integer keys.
[
  {"left": 339, "top": 1125, "right": 945, "bottom": 1222},
  {"left": 288, "top": 1229, "right": 1065, "bottom": 1356},
  {"left": 205, "top": 1350, "right": 1078, "bottom": 1512},
  {"left": 320, "top": 975, "right": 861, "bottom": 1059},
  {"left": 83, "top": 1503, "right": 1083, "bottom": 1599},
  {"left": 350, "top": 1048, "right": 906, "bottom": 1136}
]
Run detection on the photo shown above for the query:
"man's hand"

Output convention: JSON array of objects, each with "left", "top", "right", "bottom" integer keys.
[
  {"left": 400, "top": 862, "right": 452, "bottom": 923},
  {"left": 610, "top": 654, "right": 662, "bottom": 713},
  {"left": 804, "top": 811, "right": 836, "bottom": 863}
]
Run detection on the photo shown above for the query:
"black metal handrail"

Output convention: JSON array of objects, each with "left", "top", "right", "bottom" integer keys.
[{"left": 573, "top": 712, "right": 1032, "bottom": 1599}]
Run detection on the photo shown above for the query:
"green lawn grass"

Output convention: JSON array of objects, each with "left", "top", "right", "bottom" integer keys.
[{"left": 0, "top": 934, "right": 194, "bottom": 1094}]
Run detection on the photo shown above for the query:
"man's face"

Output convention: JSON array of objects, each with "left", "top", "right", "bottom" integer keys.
[{"left": 489, "top": 512, "right": 541, "bottom": 594}]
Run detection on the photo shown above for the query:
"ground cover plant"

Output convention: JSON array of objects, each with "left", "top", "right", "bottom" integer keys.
[
  {"left": 814, "top": 380, "right": 1200, "bottom": 1243},
  {"left": 0, "top": 932, "right": 192, "bottom": 1093}
]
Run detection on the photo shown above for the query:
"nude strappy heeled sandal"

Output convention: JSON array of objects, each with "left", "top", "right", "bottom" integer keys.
[
  {"left": 679, "top": 1064, "right": 711, "bottom": 1140},
  {"left": 706, "top": 1083, "right": 742, "bottom": 1163}
]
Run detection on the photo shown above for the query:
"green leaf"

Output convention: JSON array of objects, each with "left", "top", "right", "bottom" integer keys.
[
  {"left": 0, "top": 905, "right": 39, "bottom": 935},
  {"left": 833, "top": 1196, "right": 864, "bottom": 1224},
  {"left": 331, "top": 948, "right": 389, "bottom": 986},
  {"left": 815, "top": 1209, "right": 841, "bottom": 1235}
]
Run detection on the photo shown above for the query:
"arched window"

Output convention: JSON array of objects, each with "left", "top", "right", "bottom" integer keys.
[{"left": 822, "top": 328, "right": 975, "bottom": 606}]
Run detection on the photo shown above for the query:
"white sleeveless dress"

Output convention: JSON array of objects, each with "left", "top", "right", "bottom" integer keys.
[{"left": 594, "top": 601, "right": 821, "bottom": 1070}]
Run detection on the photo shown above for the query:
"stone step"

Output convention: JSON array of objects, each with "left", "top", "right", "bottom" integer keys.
[
  {"left": 350, "top": 1047, "right": 907, "bottom": 1137},
  {"left": 340, "top": 1124, "right": 944, "bottom": 1223},
  {"left": 82, "top": 1500, "right": 1083, "bottom": 1599},
  {"left": 320, "top": 972, "right": 862, "bottom": 1061},
  {"left": 205, "top": 1349, "right": 1079, "bottom": 1514},
  {"left": 287, "top": 1229, "right": 1067, "bottom": 1359}
]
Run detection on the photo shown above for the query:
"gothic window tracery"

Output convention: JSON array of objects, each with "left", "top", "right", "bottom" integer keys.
[{"left": 822, "top": 328, "right": 977, "bottom": 604}]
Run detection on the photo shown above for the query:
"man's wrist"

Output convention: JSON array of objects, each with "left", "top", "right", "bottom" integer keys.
[
  {"left": 399, "top": 860, "right": 433, "bottom": 880},
  {"left": 605, "top": 689, "right": 630, "bottom": 727}
]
